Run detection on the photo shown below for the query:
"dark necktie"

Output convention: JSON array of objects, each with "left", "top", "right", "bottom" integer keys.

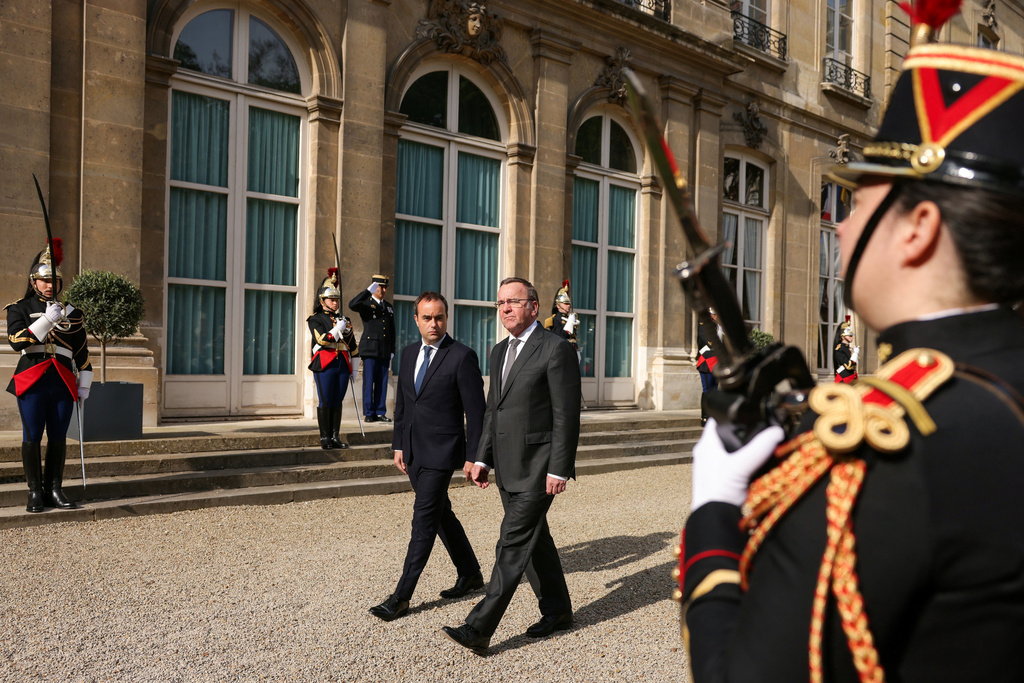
[
  {"left": 415, "top": 345, "right": 432, "bottom": 394},
  {"left": 501, "top": 338, "right": 519, "bottom": 391}
]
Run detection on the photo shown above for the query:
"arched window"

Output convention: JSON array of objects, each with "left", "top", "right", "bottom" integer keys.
[
  {"left": 394, "top": 65, "right": 506, "bottom": 372},
  {"left": 164, "top": 4, "right": 309, "bottom": 416},
  {"left": 721, "top": 153, "right": 768, "bottom": 328},
  {"left": 572, "top": 113, "right": 640, "bottom": 403}
]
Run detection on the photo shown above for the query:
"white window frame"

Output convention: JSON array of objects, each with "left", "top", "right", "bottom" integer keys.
[
  {"left": 825, "top": 0, "right": 853, "bottom": 65},
  {"left": 722, "top": 153, "right": 768, "bottom": 330},
  {"left": 818, "top": 180, "right": 851, "bottom": 374}
]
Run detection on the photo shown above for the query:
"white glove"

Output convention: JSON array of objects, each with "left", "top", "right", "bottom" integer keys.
[
  {"left": 690, "top": 418, "right": 786, "bottom": 511},
  {"left": 563, "top": 313, "right": 577, "bottom": 333},
  {"left": 29, "top": 304, "right": 61, "bottom": 339},
  {"left": 330, "top": 318, "right": 347, "bottom": 339},
  {"left": 44, "top": 301, "right": 63, "bottom": 322},
  {"left": 77, "top": 370, "right": 94, "bottom": 402},
  {"left": 850, "top": 346, "right": 860, "bottom": 364},
  {"left": 368, "top": 282, "right": 380, "bottom": 295}
]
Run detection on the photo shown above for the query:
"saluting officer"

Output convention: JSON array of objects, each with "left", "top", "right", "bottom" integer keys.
[
  {"left": 833, "top": 317, "right": 859, "bottom": 384},
  {"left": 6, "top": 239, "right": 93, "bottom": 513},
  {"left": 680, "top": 7, "right": 1024, "bottom": 681},
  {"left": 308, "top": 268, "right": 357, "bottom": 449},
  {"left": 349, "top": 274, "right": 395, "bottom": 423},
  {"left": 543, "top": 280, "right": 579, "bottom": 349}
]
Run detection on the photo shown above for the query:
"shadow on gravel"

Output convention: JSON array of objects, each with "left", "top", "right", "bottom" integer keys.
[{"left": 560, "top": 531, "right": 675, "bottom": 574}]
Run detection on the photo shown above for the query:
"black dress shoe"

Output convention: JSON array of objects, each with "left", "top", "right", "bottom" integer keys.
[
  {"left": 441, "top": 624, "right": 489, "bottom": 656},
  {"left": 368, "top": 594, "right": 409, "bottom": 622},
  {"left": 364, "top": 415, "right": 378, "bottom": 423},
  {"left": 376, "top": 415, "right": 392, "bottom": 423},
  {"left": 525, "top": 612, "right": 573, "bottom": 638},
  {"left": 439, "top": 572, "right": 484, "bottom": 599}
]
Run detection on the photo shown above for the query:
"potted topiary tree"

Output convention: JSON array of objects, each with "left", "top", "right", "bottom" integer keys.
[{"left": 63, "top": 270, "right": 146, "bottom": 441}]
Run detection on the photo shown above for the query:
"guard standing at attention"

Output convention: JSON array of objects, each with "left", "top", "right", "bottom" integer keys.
[
  {"left": 679, "top": 2, "right": 1024, "bottom": 680},
  {"left": 833, "top": 317, "right": 859, "bottom": 384},
  {"left": 349, "top": 274, "right": 395, "bottom": 423},
  {"left": 6, "top": 239, "right": 93, "bottom": 513},
  {"left": 696, "top": 307, "right": 721, "bottom": 425},
  {"left": 308, "top": 268, "right": 357, "bottom": 449},
  {"left": 543, "top": 280, "right": 579, "bottom": 350}
]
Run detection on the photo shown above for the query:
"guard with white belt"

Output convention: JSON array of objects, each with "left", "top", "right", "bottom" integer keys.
[{"left": 5, "top": 238, "right": 93, "bottom": 512}]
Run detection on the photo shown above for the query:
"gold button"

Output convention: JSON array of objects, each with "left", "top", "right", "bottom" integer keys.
[{"left": 917, "top": 351, "right": 936, "bottom": 367}]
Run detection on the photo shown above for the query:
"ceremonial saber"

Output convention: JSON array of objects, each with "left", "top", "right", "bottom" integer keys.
[
  {"left": 32, "top": 174, "right": 70, "bottom": 331},
  {"left": 349, "top": 372, "right": 364, "bottom": 437},
  {"left": 77, "top": 400, "right": 86, "bottom": 487},
  {"left": 330, "top": 232, "right": 364, "bottom": 438}
]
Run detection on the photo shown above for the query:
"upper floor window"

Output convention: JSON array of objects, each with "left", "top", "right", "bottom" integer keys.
[
  {"left": 978, "top": 26, "right": 999, "bottom": 50},
  {"left": 174, "top": 7, "right": 302, "bottom": 94},
  {"left": 825, "top": 0, "right": 852, "bottom": 66},
  {"left": 721, "top": 154, "right": 768, "bottom": 328},
  {"left": 818, "top": 181, "right": 852, "bottom": 372}
]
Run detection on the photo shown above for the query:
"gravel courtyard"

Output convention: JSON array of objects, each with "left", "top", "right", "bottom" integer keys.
[{"left": 0, "top": 463, "right": 694, "bottom": 682}]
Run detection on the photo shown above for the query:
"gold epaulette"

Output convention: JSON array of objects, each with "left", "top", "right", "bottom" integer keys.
[
  {"left": 542, "top": 315, "right": 555, "bottom": 330},
  {"left": 810, "top": 348, "right": 954, "bottom": 454}
]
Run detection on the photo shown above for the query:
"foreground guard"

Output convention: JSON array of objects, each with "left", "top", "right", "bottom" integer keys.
[
  {"left": 6, "top": 240, "right": 93, "bottom": 512},
  {"left": 679, "top": 3, "right": 1024, "bottom": 681},
  {"left": 308, "top": 268, "right": 357, "bottom": 449}
]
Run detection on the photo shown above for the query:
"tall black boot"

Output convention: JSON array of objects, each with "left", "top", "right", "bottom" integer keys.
[
  {"left": 317, "top": 407, "right": 333, "bottom": 449},
  {"left": 44, "top": 440, "right": 77, "bottom": 509},
  {"left": 21, "top": 442, "right": 44, "bottom": 513},
  {"left": 330, "top": 406, "right": 348, "bottom": 450}
]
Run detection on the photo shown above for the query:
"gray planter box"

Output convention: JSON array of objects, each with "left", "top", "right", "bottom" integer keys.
[{"left": 67, "top": 382, "right": 143, "bottom": 442}]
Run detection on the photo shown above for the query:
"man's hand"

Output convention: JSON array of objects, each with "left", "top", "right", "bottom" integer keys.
[
  {"left": 369, "top": 282, "right": 380, "bottom": 295},
  {"left": 393, "top": 450, "right": 406, "bottom": 474},
  {"left": 462, "top": 460, "right": 474, "bottom": 480},
  {"left": 546, "top": 476, "right": 567, "bottom": 496},
  {"left": 470, "top": 464, "right": 489, "bottom": 489}
]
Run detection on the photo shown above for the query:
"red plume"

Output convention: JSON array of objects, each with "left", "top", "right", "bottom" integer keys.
[
  {"left": 563, "top": 279, "right": 569, "bottom": 288},
  {"left": 845, "top": 314, "right": 851, "bottom": 323},
  {"left": 327, "top": 266, "right": 338, "bottom": 284},
  {"left": 51, "top": 237, "right": 63, "bottom": 266},
  {"left": 899, "top": 0, "right": 962, "bottom": 30}
]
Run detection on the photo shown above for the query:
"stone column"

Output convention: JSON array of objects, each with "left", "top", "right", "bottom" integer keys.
[{"left": 526, "top": 30, "right": 579, "bottom": 298}]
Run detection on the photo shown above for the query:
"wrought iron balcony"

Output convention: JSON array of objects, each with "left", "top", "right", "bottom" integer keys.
[
  {"left": 618, "top": 0, "right": 671, "bottom": 22},
  {"left": 732, "top": 12, "right": 787, "bottom": 61},
  {"left": 823, "top": 57, "right": 871, "bottom": 99}
]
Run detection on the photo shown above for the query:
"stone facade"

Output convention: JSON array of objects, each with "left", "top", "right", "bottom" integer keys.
[{"left": 1, "top": 0, "right": 1019, "bottom": 427}]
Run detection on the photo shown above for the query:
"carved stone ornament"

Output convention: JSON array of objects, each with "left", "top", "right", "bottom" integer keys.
[
  {"left": 594, "top": 47, "right": 633, "bottom": 105},
  {"left": 733, "top": 100, "right": 768, "bottom": 150},
  {"left": 416, "top": 0, "right": 507, "bottom": 66},
  {"left": 830, "top": 133, "right": 851, "bottom": 165},
  {"left": 983, "top": 0, "right": 998, "bottom": 31}
]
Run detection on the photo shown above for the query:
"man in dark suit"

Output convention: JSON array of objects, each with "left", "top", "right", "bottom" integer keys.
[
  {"left": 348, "top": 274, "right": 395, "bottom": 422},
  {"left": 442, "top": 277, "right": 581, "bottom": 655},
  {"left": 369, "top": 291, "right": 486, "bottom": 621}
]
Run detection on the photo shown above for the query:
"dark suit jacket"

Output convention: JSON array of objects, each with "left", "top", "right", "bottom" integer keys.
[
  {"left": 477, "top": 324, "right": 581, "bottom": 492},
  {"left": 392, "top": 334, "right": 485, "bottom": 471},
  {"left": 348, "top": 289, "right": 395, "bottom": 359}
]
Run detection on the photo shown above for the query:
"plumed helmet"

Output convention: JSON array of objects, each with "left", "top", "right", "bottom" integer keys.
[
  {"left": 318, "top": 267, "right": 341, "bottom": 300},
  {"left": 839, "top": 316, "right": 855, "bottom": 337},
  {"left": 554, "top": 279, "right": 571, "bottom": 306},
  {"left": 829, "top": 0, "right": 1024, "bottom": 195},
  {"left": 29, "top": 239, "right": 63, "bottom": 283}
]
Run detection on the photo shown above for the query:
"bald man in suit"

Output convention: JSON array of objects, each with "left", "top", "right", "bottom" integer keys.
[{"left": 442, "top": 277, "right": 581, "bottom": 655}]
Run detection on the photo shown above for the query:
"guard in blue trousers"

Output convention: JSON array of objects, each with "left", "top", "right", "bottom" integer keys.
[
  {"left": 5, "top": 239, "right": 93, "bottom": 512},
  {"left": 308, "top": 268, "right": 357, "bottom": 449}
]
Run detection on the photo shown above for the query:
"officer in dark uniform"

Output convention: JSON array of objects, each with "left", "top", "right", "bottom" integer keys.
[
  {"left": 679, "top": 10, "right": 1024, "bottom": 682},
  {"left": 832, "top": 317, "right": 859, "bottom": 384},
  {"left": 542, "top": 280, "right": 578, "bottom": 348},
  {"left": 308, "top": 268, "right": 357, "bottom": 449},
  {"left": 696, "top": 308, "right": 721, "bottom": 425},
  {"left": 349, "top": 274, "right": 395, "bottom": 423},
  {"left": 6, "top": 240, "right": 93, "bottom": 512}
]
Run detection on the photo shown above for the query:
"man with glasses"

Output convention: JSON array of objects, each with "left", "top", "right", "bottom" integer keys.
[
  {"left": 349, "top": 274, "right": 395, "bottom": 423},
  {"left": 442, "top": 277, "right": 581, "bottom": 655}
]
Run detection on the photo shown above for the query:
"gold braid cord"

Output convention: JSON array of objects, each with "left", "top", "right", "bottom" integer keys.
[{"left": 738, "top": 349, "right": 954, "bottom": 683}]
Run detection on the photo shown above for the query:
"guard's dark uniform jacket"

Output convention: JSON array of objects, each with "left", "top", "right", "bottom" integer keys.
[
  {"left": 5, "top": 296, "right": 91, "bottom": 399},
  {"left": 543, "top": 311, "right": 578, "bottom": 348},
  {"left": 348, "top": 289, "right": 394, "bottom": 360},
  {"left": 681, "top": 307, "right": 1024, "bottom": 683},
  {"left": 834, "top": 341, "right": 858, "bottom": 383},
  {"left": 307, "top": 311, "right": 356, "bottom": 373},
  {"left": 696, "top": 322, "right": 719, "bottom": 374}
]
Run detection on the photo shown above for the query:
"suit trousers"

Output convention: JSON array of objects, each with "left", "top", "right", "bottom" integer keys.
[
  {"left": 394, "top": 462, "right": 479, "bottom": 601},
  {"left": 361, "top": 357, "right": 389, "bottom": 417},
  {"left": 466, "top": 488, "right": 571, "bottom": 636}
]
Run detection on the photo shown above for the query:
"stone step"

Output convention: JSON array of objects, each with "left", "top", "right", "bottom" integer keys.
[{"left": 0, "top": 450, "right": 693, "bottom": 530}]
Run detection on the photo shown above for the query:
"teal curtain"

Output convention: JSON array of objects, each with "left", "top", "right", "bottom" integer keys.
[
  {"left": 572, "top": 245, "right": 598, "bottom": 311},
  {"left": 245, "top": 198, "right": 296, "bottom": 285},
  {"left": 167, "top": 284, "right": 225, "bottom": 375},
  {"left": 243, "top": 290, "right": 295, "bottom": 375},
  {"left": 392, "top": 300, "right": 418, "bottom": 373},
  {"left": 608, "top": 185, "right": 636, "bottom": 248},
  {"left": 573, "top": 177, "right": 599, "bottom": 242},
  {"left": 605, "top": 317, "right": 632, "bottom": 377},
  {"left": 397, "top": 140, "right": 444, "bottom": 220},
  {"left": 168, "top": 188, "right": 227, "bottom": 280},
  {"left": 453, "top": 305, "right": 494, "bottom": 376},
  {"left": 606, "top": 251, "right": 634, "bottom": 313},
  {"left": 577, "top": 313, "right": 596, "bottom": 378},
  {"left": 394, "top": 219, "right": 442, "bottom": 296},
  {"left": 455, "top": 228, "right": 497, "bottom": 302},
  {"left": 248, "top": 107, "right": 299, "bottom": 197},
  {"left": 170, "top": 91, "right": 229, "bottom": 186},
  {"left": 457, "top": 152, "right": 500, "bottom": 227}
]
